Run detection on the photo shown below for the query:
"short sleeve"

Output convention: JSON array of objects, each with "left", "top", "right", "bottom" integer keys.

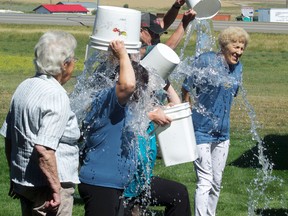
[{"left": 34, "top": 92, "right": 70, "bottom": 150}]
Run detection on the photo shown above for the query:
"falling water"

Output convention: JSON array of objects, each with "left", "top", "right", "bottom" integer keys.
[
  {"left": 70, "top": 45, "right": 169, "bottom": 210},
  {"left": 239, "top": 86, "right": 285, "bottom": 216},
  {"left": 171, "top": 19, "right": 283, "bottom": 215},
  {"left": 69, "top": 17, "right": 283, "bottom": 214}
]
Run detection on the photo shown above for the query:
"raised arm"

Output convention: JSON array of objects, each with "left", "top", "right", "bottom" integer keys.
[
  {"left": 165, "top": 9, "right": 196, "bottom": 50},
  {"left": 110, "top": 40, "right": 136, "bottom": 105},
  {"left": 161, "top": 0, "right": 186, "bottom": 29}
]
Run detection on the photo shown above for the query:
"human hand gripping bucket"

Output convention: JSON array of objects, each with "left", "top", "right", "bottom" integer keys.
[
  {"left": 155, "top": 103, "right": 198, "bottom": 166},
  {"left": 186, "top": 0, "right": 221, "bottom": 20},
  {"left": 90, "top": 6, "right": 142, "bottom": 53},
  {"left": 140, "top": 43, "right": 180, "bottom": 81}
]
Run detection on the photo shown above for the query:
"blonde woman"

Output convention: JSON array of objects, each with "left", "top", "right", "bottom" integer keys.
[{"left": 182, "top": 26, "right": 250, "bottom": 216}]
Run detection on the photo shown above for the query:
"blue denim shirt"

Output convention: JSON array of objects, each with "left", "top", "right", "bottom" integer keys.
[{"left": 182, "top": 51, "right": 242, "bottom": 144}]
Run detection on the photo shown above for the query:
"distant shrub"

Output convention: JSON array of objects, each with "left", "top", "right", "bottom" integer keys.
[{"left": 123, "top": 4, "right": 129, "bottom": 8}]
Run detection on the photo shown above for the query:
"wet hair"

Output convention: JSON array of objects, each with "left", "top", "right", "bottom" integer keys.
[
  {"left": 132, "top": 61, "right": 149, "bottom": 89},
  {"left": 131, "top": 61, "right": 149, "bottom": 101},
  {"left": 218, "top": 26, "right": 249, "bottom": 51},
  {"left": 113, "top": 61, "right": 149, "bottom": 87},
  {"left": 34, "top": 31, "right": 77, "bottom": 76}
]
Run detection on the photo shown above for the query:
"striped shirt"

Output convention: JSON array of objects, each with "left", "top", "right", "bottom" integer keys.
[{"left": 0, "top": 74, "right": 80, "bottom": 186}]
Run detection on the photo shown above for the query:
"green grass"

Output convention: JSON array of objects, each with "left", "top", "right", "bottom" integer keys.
[
  {"left": 0, "top": 23, "right": 288, "bottom": 215},
  {"left": 0, "top": 1, "right": 39, "bottom": 13}
]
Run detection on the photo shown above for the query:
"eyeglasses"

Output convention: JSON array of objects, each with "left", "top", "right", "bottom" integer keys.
[{"left": 64, "top": 56, "right": 78, "bottom": 64}]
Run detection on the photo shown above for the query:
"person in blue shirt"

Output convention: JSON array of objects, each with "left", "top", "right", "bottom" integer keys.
[
  {"left": 181, "top": 26, "right": 250, "bottom": 216},
  {"left": 78, "top": 40, "right": 149, "bottom": 216},
  {"left": 122, "top": 7, "right": 196, "bottom": 215}
]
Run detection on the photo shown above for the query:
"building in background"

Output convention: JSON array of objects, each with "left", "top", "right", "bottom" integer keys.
[
  {"left": 57, "top": 2, "right": 97, "bottom": 15},
  {"left": 33, "top": 4, "right": 88, "bottom": 14},
  {"left": 258, "top": 8, "right": 288, "bottom": 23},
  {"left": 241, "top": 6, "right": 254, "bottom": 22}
]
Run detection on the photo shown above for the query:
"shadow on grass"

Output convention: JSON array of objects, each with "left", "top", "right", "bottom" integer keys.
[
  {"left": 229, "top": 134, "right": 288, "bottom": 170},
  {"left": 255, "top": 208, "right": 288, "bottom": 216}
]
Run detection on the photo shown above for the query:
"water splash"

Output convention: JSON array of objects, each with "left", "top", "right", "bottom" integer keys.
[
  {"left": 239, "top": 86, "right": 284, "bottom": 216},
  {"left": 171, "top": 19, "right": 284, "bottom": 215},
  {"left": 70, "top": 47, "right": 169, "bottom": 209},
  {"left": 69, "top": 18, "right": 284, "bottom": 214}
]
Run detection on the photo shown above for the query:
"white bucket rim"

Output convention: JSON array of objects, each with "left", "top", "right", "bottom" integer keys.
[
  {"left": 195, "top": 11, "right": 220, "bottom": 20},
  {"left": 187, "top": 0, "right": 221, "bottom": 20},
  {"left": 90, "top": 45, "right": 140, "bottom": 54},
  {"left": 163, "top": 102, "right": 190, "bottom": 114},
  {"left": 156, "top": 43, "right": 180, "bottom": 64},
  {"left": 90, "top": 39, "right": 142, "bottom": 48},
  {"left": 90, "top": 36, "right": 141, "bottom": 46}
]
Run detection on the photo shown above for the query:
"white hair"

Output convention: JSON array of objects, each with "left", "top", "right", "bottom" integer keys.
[{"left": 34, "top": 31, "right": 77, "bottom": 76}]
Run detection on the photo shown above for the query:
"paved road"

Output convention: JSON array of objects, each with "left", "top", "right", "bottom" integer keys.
[{"left": 0, "top": 13, "right": 288, "bottom": 34}]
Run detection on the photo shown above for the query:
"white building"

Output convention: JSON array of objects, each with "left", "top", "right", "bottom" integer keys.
[{"left": 258, "top": 8, "right": 288, "bottom": 23}]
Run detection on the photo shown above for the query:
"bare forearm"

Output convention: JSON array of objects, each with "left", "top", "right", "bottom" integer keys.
[
  {"left": 165, "top": 22, "right": 185, "bottom": 50},
  {"left": 35, "top": 145, "right": 61, "bottom": 195},
  {"left": 166, "top": 85, "right": 181, "bottom": 104},
  {"left": 118, "top": 54, "right": 135, "bottom": 89},
  {"left": 165, "top": 9, "right": 196, "bottom": 50},
  {"left": 110, "top": 40, "right": 136, "bottom": 105},
  {"left": 117, "top": 54, "right": 136, "bottom": 104}
]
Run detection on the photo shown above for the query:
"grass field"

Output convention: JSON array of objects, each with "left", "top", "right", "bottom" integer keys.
[{"left": 0, "top": 22, "right": 287, "bottom": 215}]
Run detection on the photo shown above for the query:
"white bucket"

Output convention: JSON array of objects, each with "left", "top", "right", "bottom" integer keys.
[
  {"left": 140, "top": 43, "right": 180, "bottom": 80},
  {"left": 186, "top": 0, "right": 221, "bottom": 20},
  {"left": 91, "top": 6, "right": 141, "bottom": 53},
  {"left": 155, "top": 103, "right": 198, "bottom": 166}
]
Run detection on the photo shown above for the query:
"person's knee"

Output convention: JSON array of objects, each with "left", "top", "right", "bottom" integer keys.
[
  {"left": 212, "top": 178, "right": 222, "bottom": 193},
  {"left": 213, "top": 171, "right": 224, "bottom": 188},
  {"left": 197, "top": 175, "right": 213, "bottom": 186}
]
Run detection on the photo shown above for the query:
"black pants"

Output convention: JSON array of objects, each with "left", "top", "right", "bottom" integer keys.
[
  {"left": 124, "top": 176, "right": 191, "bottom": 216},
  {"left": 78, "top": 183, "right": 124, "bottom": 216}
]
